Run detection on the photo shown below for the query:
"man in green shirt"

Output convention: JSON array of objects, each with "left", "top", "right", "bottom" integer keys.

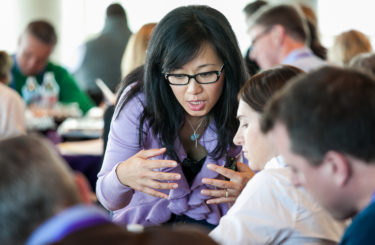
[{"left": 11, "top": 20, "right": 94, "bottom": 114}]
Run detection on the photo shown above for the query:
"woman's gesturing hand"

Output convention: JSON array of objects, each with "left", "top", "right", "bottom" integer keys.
[
  {"left": 201, "top": 162, "right": 255, "bottom": 204},
  {"left": 116, "top": 148, "right": 181, "bottom": 199}
]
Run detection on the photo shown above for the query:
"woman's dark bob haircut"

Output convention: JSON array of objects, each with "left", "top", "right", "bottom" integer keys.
[{"left": 118, "top": 5, "right": 248, "bottom": 160}]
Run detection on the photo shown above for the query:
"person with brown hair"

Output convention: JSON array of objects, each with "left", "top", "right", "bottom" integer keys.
[
  {"left": 248, "top": 4, "right": 326, "bottom": 71},
  {"left": 0, "top": 50, "right": 26, "bottom": 139},
  {"left": 74, "top": 3, "right": 132, "bottom": 105},
  {"left": 329, "top": 29, "right": 373, "bottom": 66},
  {"left": 242, "top": 0, "right": 268, "bottom": 76},
  {"left": 0, "top": 135, "right": 133, "bottom": 245},
  {"left": 261, "top": 66, "right": 375, "bottom": 245},
  {"left": 210, "top": 65, "right": 347, "bottom": 245},
  {"left": 122, "top": 23, "right": 157, "bottom": 78},
  {"left": 11, "top": 20, "right": 94, "bottom": 113}
]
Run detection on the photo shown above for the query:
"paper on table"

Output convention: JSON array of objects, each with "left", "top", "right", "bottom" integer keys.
[{"left": 96, "top": 78, "right": 116, "bottom": 105}]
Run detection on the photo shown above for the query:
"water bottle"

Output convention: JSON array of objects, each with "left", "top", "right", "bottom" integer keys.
[
  {"left": 22, "top": 76, "right": 40, "bottom": 105},
  {"left": 40, "top": 72, "right": 60, "bottom": 109}
]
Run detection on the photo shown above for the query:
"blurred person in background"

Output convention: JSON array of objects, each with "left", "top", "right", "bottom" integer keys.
[
  {"left": 349, "top": 52, "right": 375, "bottom": 76},
  {"left": 248, "top": 4, "right": 326, "bottom": 72},
  {"left": 262, "top": 66, "right": 375, "bottom": 245},
  {"left": 0, "top": 50, "right": 26, "bottom": 139},
  {"left": 0, "top": 135, "right": 133, "bottom": 245},
  {"left": 122, "top": 22, "right": 157, "bottom": 78},
  {"left": 242, "top": 0, "right": 268, "bottom": 76},
  {"left": 329, "top": 29, "right": 373, "bottom": 66},
  {"left": 74, "top": 3, "right": 132, "bottom": 105},
  {"left": 11, "top": 20, "right": 94, "bottom": 114}
]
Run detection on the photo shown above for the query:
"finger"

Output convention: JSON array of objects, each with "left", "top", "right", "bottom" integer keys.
[
  {"left": 137, "top": 186, "right": 169, "bottom": 199},
  {"left": 236, "top": 162, "right": 254, "bottom": 174},
  {"left": 146, "top": 159, "right": 178, "bottom": 169},
  {"left": 145, "top": 179, "right": 179, "bottom": 190},
  {"left": 200, "top": 188, "right": 228, "bottom": 197},
  {"left": 202, "top": 178, "right": 234, "bottom": 189},
  {"left": 207, "top": 163, "right": 237, "bottom": 179},
  {"left": 206, "top": 197, "right": 236, "bottom": 205},
  {"left": 136, "top": 148, "right": 167, "bottom": 159},
  {"left": 145, "top": 171, "right": 181, "bottom": 181}
]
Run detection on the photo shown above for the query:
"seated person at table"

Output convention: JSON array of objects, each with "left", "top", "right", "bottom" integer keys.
[
  {"left": 97, "top": 5, "right": 250, "bottom": 229},
  {"left": 210, "top": 65, "right": 348, "bottom": 245},
  {"left": 0, "top": 50, "right": 26, "bottom": 139},
  {"left": 262, "top": 66, "right": 375, "bottom": 245},
  {"left": 0, "top": 135, "right": 133, "bottom": 245},
  {"left": 10, "top": 20, "right": 94, "bottom": 114}
]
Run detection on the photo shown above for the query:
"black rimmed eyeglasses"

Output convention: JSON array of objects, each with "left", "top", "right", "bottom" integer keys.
[{"left": 164, "top": 64, "right": 224, "bottom": 86}]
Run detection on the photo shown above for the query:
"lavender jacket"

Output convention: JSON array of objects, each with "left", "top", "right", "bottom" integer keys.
[{"left": 96, "top": 86, "right": 241, "bottom": 226}]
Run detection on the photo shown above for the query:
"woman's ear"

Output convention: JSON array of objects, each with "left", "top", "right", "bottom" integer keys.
[
  {"left": 322, "top": 151, "right": 351, "bottom": 187},
  {"left": 73, "top": 172, "right": 96, "bottom": 204}
]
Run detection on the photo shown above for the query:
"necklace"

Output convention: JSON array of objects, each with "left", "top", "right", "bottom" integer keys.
[{"left": 187, "top": 117, "right": 206, "bottom": 148}]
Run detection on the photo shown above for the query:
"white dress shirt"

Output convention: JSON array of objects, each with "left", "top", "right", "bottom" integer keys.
[
  {"left": 0, "top": 83, "right": 26, "bottom": 140},
  {"left": 210, "top": 156, "right": 348, "bottom": 245}
]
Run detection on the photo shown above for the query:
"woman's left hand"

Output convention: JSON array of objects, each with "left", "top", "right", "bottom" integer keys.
[{"left": 201, "top": 162, "right": 255, "bottom": 204}]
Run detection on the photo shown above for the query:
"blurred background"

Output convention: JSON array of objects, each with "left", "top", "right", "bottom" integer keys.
[{"left": 1, "top": 0, "right": 373, "bottom": 70}]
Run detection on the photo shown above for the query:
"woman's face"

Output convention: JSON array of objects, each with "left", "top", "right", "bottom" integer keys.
[
  {"left": 233, "top": 100, "right": 275, "bottom": 171},
  {"left": 167, "top": 42, "right": 224, "bottom": 118}
]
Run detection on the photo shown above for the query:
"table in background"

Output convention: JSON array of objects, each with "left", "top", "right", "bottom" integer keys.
[{"left": 57, "top": 139, "right": 103, "bottom": 191}]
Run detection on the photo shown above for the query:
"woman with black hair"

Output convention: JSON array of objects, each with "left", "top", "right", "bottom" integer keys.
[{"left": 96, "top": 5, "right": 250, "bottom": 229}]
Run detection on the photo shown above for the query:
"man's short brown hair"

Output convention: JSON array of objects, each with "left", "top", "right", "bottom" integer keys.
[
  {"left": 261, "top": 66, "right": 375, "bottom": 165},
  {"left": 252, "top": 4, "right": 308, "bottom": 42},
  {"left": 25, "top": 20, "right": 57, "bottom": 45}
]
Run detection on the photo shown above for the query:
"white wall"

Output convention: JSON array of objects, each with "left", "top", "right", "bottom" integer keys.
[{"left": 0, "top": 0, "right": 373, "bottom": 68}]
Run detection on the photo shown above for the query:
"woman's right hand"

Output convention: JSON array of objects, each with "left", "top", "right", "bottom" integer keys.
[{"left": 116, "top": 148, "right": 181, "bottom": 199}]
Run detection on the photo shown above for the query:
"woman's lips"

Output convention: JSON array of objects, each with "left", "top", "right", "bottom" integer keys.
[{"left": 187, "top": 100, "right": 206, "bottom": 111}]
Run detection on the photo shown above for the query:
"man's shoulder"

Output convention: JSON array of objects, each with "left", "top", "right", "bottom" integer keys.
[{"left": 340, "top": 202, "right": 375, "bottom": 244}]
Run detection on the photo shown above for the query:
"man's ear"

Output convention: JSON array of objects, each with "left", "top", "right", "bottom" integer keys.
[
  {"left": 270, "top": 24, "right": 285, "bottom": 45},
  {"left": 322, "top": 151, "right": 351, "bottom": 187},
  {"left": 73, "top": 172, "right": 95, "bottom": 204}
]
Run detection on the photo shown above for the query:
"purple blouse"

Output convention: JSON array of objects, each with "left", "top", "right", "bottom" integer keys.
[{"left": 96, "top": 85, "right": 241, "bottom": 226}]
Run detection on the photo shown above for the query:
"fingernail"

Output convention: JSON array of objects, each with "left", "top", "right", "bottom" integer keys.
[
  {"left": 207, "top": 164, "right": 214, "bottom": 169},
  {"left": 170, "top": 162, "right": 177, "bottom": 167},
  {"left": 172, "top": 184, "right": 178, "bottom": 188},
  {"left": 174, "top": 174, "right": 181, "bottom": 180},
  {"left": 201, "top": 190, "right": 207, "bottom": 195},
  {"left": 202, "top": 178, "right": 208, "bottom": 183}
]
